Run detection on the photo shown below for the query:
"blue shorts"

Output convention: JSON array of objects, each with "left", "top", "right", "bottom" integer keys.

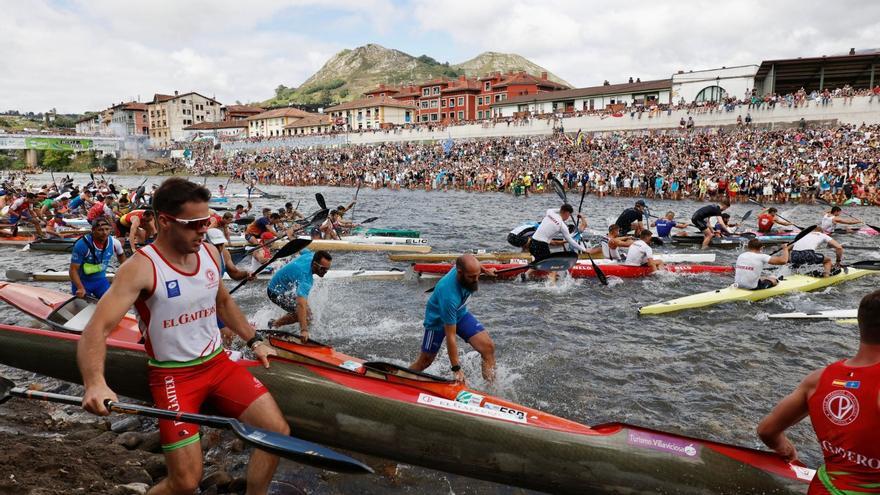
[
  {"left": 71, "top": 277, "right": 111, "bottom": 299},
  {"left": 420, "top": 312, "right": 485, "bottom": 354}
]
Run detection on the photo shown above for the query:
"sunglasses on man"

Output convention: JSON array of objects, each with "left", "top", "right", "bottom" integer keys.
[{"left": 160, "top": 213, "right": 212, "bottom": 230}]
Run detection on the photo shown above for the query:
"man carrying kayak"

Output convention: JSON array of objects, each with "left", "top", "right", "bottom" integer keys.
[
  {"left": 78, "top": 178, "right": 287, "bottom": 495},
  {"left": 410, "top": 254, "right": 497, "bottom": 384},
  {"left": 821, "top": 206, "right": 861, "bottom": 234},
  {"left": 691, "top": 200, "right": 731, "bottom": 249},
  {"left": 614, "top": 199, "right": 648, "bottom": 235},
  {"left": 266, "top": 249, "right": 333, "bottom": 343},
  {"left": 735, "top": 239, "right": 790, "bottom": 290},
  {"left": 791, "top": 230, "right": 845, "bottom": 277},
  {"left": 530, "top": 204, "right": 586, "bottom": 262},
  {"left": 757, "top": 207, "right": 794, "bottom": 234},
  {"left": 69, "top": 218, "right": 127, "bottom": 299},
  {"left": 652, "top": 211, "right": 689, "bottom": 238},
  {"left": 623, "top": 229, "right": 663, "bottom": 272},
  {"left": 757, "top": 289, "right": 880, "bottom": 494}
]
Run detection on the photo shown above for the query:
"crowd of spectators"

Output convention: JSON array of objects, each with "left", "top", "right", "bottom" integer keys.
[{"left": 188, "top": 121, "right": 880, "bottom": 206}]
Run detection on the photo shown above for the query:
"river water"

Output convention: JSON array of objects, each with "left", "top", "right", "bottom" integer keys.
[{"left": 1, "top": 173, "right": 879, "bottom": 493}]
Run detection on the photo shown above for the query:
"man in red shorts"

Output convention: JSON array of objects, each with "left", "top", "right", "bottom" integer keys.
[
  {"left": 78, "top": 178, "right": 287, "bottom": 495},
  {"left": 758, "top": 289, "right": 880, "bottom": 493}
]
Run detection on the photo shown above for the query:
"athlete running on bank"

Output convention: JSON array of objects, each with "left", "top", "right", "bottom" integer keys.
[
  {"left": 758, "top": 289, "right": 880, "bottom": 494},
  {"left": 78, "top": 178, "right": 287, "bottom": 495}
]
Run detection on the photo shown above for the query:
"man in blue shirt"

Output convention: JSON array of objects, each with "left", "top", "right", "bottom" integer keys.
[
  {"left": 69, "top": 218, "right": 126, "bottom": 299},
  {"left": 266, "top": 249, "right": 332, "bottom": 343},
  {"left": 653, "top": 211, "right": 689, "bottom": 238},
  {"left": 410, "top": 254, "right": 496, "bottom": 384}
]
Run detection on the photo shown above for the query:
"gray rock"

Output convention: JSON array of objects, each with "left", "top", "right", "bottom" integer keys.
[
  {"left": 143, "top": 454, "right": 167, "bottom": 480},
  {"left": 136, "top": 430, "right": 162, "bottom": 453},
  {"left": 200, "top": 469, "right": 233, "bottom": 491},
  {"left": 115, "top": 482, "right": 149, "bottom": 495},
  {"left": 115, "top": 431, "right": 143, "bottom": 450},
  {"left": 110, "top": 416, "right": 142, "bottom": 433}
]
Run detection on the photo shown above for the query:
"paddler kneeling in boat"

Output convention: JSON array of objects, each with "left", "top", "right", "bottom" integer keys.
[
  {"left": 265, "top": 248, "right": 333, "bottom": 343},
  {"left": 78, "top": 178, "right": 286, "bottom": 494},
  {"left": 69, "top": 218, "right": 126, "bottom": 299},
  {"left": 790, "top": 230, "right": 844, "bottom": 277},
  {"left": 623, "top": 229, "right": 663, "bottom": 272},
  {"left": 734, "top": 239, "right": 789, "bottom": 290},
  {"left": 410, "top": 254, "right": 497, "bottom": 384},
  {"left": 757, "top": 289, "right": 880, "bottom": 494}
]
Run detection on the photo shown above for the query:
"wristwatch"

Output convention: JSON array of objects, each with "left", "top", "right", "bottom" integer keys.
[
  {"left": 450, "top": 364, "right": 461, "bottom": 372},
  {"left": 246, "top": 335, "right": 265, "bottom": 350}
]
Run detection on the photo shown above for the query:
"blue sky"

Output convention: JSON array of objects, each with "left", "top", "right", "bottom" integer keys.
[{"left": 1, "top": 0, "right": 878, "bottom": 113}]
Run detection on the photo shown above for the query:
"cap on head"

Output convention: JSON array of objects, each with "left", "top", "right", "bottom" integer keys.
[
  {"left": 635, "top": 200, "right": 647, "bottom": 208},
  {"left": 206, "top": 228, "right": 226, "bottom": 245}
]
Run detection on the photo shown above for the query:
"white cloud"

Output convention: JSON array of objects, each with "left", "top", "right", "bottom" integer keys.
[
  {"left": 0, "top": 0, "right": 400, "bottom": 112},
  {"left": 409, "top": 0, "right": 880, "bottom": 87}
]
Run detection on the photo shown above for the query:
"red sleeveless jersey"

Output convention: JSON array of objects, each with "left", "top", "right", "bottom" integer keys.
[
  {"left": 757, "top": 213, "right": 775, "bottom": 233},
  {"left": 807, "top": 359, "right": 880, "bottom": 494}
]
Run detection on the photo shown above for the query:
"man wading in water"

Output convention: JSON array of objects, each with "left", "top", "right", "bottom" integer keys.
[{"left": 78, "top": 178, "right": 287, "bottom": 494}]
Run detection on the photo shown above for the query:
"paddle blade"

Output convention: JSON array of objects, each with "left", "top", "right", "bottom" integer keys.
[
  {"left": 651, "top": 237, "right": 664, "bottom": 247},
  {"left": 748, "top": 198, "right": 764, "bottom": 207},
  {"left": 316, "top": 193, "right": 327, "bottom": 210},
  {"left": 551, "top": 177, "right": 567, "bottom": 202},
  {"left": 587, "top": 255, "right": 608, "bottom": 286},
  {"left": 532, "top": 252, "right": 579, "bottom": 272},
  {"left": 230, "top": 421, "right": 373, "bottom": 474},
  {"left": 867, "top": 225, "right": 880, "bottom": 235},
  {"left": 0, "top": 376, "right": 13, "bottom": 405},
  {"left": 273, "top": 238, "right": 312, "bottom": 261},
  {"left": 740, "top": 210, "right": 753, "bottom": 223},
  {"left": 234, "top": 217, "right": 254, "bottom": 226},
  {"left": 851, "top": 260, "right": 880, "bottom": 271},
  {"left": 360, "top": 217, "right": 379, "bottom": 224},
  {"left": 5, "top": 269, "right": 32, "bottom": 282}
]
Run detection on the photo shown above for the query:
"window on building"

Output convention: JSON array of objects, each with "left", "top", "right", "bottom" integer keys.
[
  {"left": 422, "top": 88, "right": 430, "bottom": 96},
  {"left": 694, "top": 85, "right": 727, "bottom": 103},
  {"left": 448, "top": 99, "right": 454, "bottom": 108},
  {"left": 458, "top": 111, "right": 464, "bottom": 120},
  {"left": 430, "top": 113, "right": 438, "bottom": 121},
  {"left": 441, "top": 99, "right": 446, "bottom": 107},
  {"left": 478, "top": 111, "right": 483, "bottom": 119},
  {"left": 421, "top": 115, "right": 428, "bottom": 122},
  {"left": 420, "top": 101, "right": 429, "bottom": 109},
  {"left": 484, "top": 82, "right": 491, "bottom": 91},
  {"left": 494, "top": 94, "right": 502, "bottom": 102},
  {"left": 430, "top": 100, "right": 438, "bottom": 108},
  {"left": 441, "top": 113, "right": 447, "bottom": 119},
  {"left": 458, "top": 97, "right": 464, "bottom": 106},
  {"left": 477, "top": 97, "right": 483, "bottom": 105}
]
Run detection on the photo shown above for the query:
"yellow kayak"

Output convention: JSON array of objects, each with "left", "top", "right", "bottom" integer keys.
[{"left": 639, "top": 269, "right": 877, "bottom": 315}]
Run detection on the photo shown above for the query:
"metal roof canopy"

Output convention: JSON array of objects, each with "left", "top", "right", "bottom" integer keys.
[{"left": 755, "top": 52, "right": 879, "bottom": 95}]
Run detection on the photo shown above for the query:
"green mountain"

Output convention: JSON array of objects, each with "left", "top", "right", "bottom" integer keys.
[{"left": 265, "top": 44, "right": 569, "bottom": 107}]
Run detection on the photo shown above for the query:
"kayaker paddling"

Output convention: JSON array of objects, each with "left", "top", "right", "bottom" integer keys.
[
  {"left": 77, "top": 178, "right": 287, "bottom": 495},
  {"left": 791, "top": 230, "right": 844, "bottom": 277},
  {"left": 410, "top": 254, "right": 497, "bottom": 384},
  {"left": 757, "top": 207, "right": 794, "bottom": 234},
  {"left": 266, "top": 249, "right": 333, "bottom": 343},
  {"left": 821, "top": 206, "right": 861, "bottom": 234},
  {"left": 691, "top": 200, "right": 731, "bottom": 249},
  {"left": 758, "top": 289, "right": 880, "bottom": 494},
  {"left": 69, "top": 218, "right": 126, "bottom": 299},
  {"left": 623, "top": 229, "right": 663, "bottom": 272},
  {"left": 735, "top": 239, "right": 790, "bottom": 290}
]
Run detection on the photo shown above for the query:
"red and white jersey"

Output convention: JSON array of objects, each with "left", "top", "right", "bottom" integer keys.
[{"left": 134, "top": 244, "right": 222, "bottom": 364}]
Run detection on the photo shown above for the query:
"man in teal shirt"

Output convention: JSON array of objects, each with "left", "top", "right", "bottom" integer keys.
[
  {"left": 267, "top": 249, "right": 332, "bottom": 342},
  {"left": 410, "top": 254, "right": 496, "bottom": 383}
]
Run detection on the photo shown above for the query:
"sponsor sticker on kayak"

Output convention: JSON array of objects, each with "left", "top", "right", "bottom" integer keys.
[
  {"left": 626, "top": 430, "right": 699, "bottom": 457},
  {"left": 455, "top": 390, "right": 484, "bottom": 406},
  {"left": 790, "top": 465, "right": 815, "bottom": 481},
  {"left": 417, "top": 393, "right": 527, "bottom": 424},
  {"left": 339, "top": 360, "right": 363, "bottom": 371},
  {"left": 483, "top": 402, "right": 528, "bottom": 423}
]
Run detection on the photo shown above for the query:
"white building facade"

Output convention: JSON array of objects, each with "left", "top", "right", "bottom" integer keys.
[{"left": 670, "top": 65, "right": 759, "bottom": 104}]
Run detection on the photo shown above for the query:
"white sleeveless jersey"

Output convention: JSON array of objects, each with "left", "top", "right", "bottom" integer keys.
[
  {"left": 135, "top": 244, "right": 223, "bottom": 364},
  {"left": 821, "top": 213, "right": 836, "bottom": 234},
  {"left": 601, "top": 236, "right": 623, "bottom": 261}
]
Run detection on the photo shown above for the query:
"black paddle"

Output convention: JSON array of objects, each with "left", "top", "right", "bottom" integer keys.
[
  {"left": 844, "top": 260, "right": 880, "bottom": 270},
  {"left": 359, "top": 216, "right": 379, "bottom": 224},
  {"left": 570, "top": 180, "right": 608, "bottom": 285},
  {"left": 769, "top": 224, "right": 816, "bottom": 255},
  {"left": 230, "top": 238, "right": 311, "bottom": 294},
  {"left": 748, "top": 199, "right": 803, "bottom": 230},
  {"left": 316, "top": 193, "right": 327, "bottom": 211},
  {"left": 730, "top": 210, "right": 753, "bottom": 234},
  {"left": 5, "top": 269, "right": 32, "bottom": 282},
  {"left": 0, "top": 376, "right": 372, "bottom": 474}
]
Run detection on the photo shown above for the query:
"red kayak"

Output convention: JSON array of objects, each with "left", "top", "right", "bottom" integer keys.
[
  {"left": 414, "top": 262, "right": 734, "bottom": 279},
  {"left": 0, "top": 282, "right": 813, "bottom": 494}
]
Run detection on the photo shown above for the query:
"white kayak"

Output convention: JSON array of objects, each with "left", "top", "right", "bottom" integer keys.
[
  {"left": 768, "top": 309, "right": 857, "bottom": 320},
  {"left": 339, "top": 235, "right": 428, "bottom": 246}
]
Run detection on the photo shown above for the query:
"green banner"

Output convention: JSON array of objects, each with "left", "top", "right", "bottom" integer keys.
[{"left": 24, "top": 137, "right": 94, "bottom": 151}]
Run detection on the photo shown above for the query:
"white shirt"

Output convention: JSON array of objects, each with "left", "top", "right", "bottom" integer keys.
[
  {"left": 624, "top": 239, "right": 653, "bottom": 266},
  {"left": 820, "top": 214, "right": 836, "bottom": 234},
  {"left": 735, "top": 251, "right": 771, "bottom": 289},
  {"left": 792, "top": 232, "right": 832, "bottom": 252},
  {"left": 532, "top": 209, "right": 584, "bottom": 252}
]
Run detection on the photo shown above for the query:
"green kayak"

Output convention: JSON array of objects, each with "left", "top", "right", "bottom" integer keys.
[{"left": 351, "top": 227, "right": 420, "bottom": 238}]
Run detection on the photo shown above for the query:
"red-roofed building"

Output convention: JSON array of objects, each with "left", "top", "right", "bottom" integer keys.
[
  {"left": 108, "top": 101, "right": 148, "bottom": 136},
  {"left": 221, "top": 104, "right": 264, "bottom": 121}
]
